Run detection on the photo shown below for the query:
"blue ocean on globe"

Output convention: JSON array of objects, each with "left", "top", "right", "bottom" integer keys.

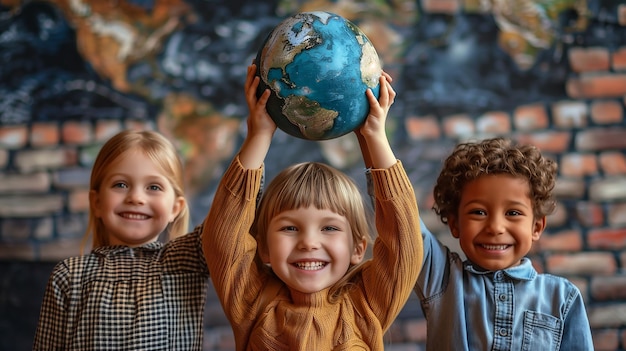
[{"left": 256, "top": 11, "right": 382, "bottom": 140}]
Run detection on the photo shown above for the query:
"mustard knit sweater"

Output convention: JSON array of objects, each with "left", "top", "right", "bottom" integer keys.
[{"left": 203, "top": 156, "right": 423, "bottom": 350}]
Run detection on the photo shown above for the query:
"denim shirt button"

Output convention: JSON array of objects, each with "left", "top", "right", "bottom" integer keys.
[
  {"left": 499, "top": 294, "right": 507, "bottom": 301},
  {"left": 499, "top": 328, "right": 508, "bottom": 336}
]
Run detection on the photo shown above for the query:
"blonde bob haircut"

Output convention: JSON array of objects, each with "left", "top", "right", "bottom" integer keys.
[
  {"left": 251, "top": 162, "right": 372, "bottom": 301},
  {"left": 82, "top": 130, "right": 189, "bottom": 250}
]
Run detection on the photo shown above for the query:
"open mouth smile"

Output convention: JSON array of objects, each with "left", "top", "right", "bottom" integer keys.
[
  {"left": 481, "top": 244, "right": 510, "bottom": 250},
  {"left": 119, "top": 212, "right": 150, "bottom": 220},
  {"left": 294, "top": 261, "right": 327, "bottom": 270}
]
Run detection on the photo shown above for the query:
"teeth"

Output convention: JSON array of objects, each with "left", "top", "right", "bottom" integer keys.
[
  {"left": 295, "top": 262, "right": 326, "bottom": 270},
  {"left": 121, "top": 213, "right": 149, "bottom": 220},
  {"left": 482, "top": 244, "right": 508, "bottom": 250}
]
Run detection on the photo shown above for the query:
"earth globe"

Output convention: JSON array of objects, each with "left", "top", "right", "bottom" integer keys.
[{"left": 255, "top": 11, "right": 382, "bottom": 140}]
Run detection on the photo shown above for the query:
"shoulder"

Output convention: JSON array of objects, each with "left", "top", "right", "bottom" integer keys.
[
  {"left": 532, "top": 272, "right": 583, "bottom": 297},
  {"left": 161, "top": 225, "right": 208, "bottom": 271}
]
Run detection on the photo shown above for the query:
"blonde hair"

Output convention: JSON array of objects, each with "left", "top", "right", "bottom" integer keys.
[
  {"left": 83, "top": 130, "right": 189, "bottom": 250},
  {"left": 252, "top": 162, "right": 372, "bottom": 302}
]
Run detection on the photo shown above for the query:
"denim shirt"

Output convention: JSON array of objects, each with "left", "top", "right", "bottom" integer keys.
[{"left": 414, "top": 221, "right": 594, "bottom": 351}]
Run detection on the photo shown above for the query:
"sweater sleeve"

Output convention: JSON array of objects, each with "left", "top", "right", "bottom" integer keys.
[
  {"left": 358, "top": 160, "right": 423, "bottom": 331},
  {"left": 202, "top": 156, "right": 265, "bottom": 337}
]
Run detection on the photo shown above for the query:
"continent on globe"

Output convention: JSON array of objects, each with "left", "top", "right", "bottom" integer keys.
[{"left": 255, "top": 11, "right": 382, "bottom": 140}]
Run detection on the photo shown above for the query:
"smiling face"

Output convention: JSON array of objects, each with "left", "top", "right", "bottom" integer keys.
[
  {"left": 262, "top": 205, "right": 366, "bottom": 294},
  {"left": 448, "top": 174, "right": 546, "bottom": 271},
  {"left": 90, "top": 150, "right": 185, "bottom": 247}
]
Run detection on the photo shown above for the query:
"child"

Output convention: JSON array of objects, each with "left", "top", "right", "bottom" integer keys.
[
  {"left": 202, "top": 63, "right": 423, "bottom": 350},
  {"left": 34, "top": 130, "right": 210, "bottom": 351},
  {"left": 415, "top": 137, "right": 593, "bottom": 350}
]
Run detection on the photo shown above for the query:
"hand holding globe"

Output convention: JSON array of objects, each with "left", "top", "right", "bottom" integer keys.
[{"left": 254, "top": 11, "right": 383, "bottom": 140}]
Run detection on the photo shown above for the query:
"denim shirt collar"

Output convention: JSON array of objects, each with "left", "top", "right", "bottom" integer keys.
[{"left": 463, "top": 257, "right": 537, "bottom": 281}]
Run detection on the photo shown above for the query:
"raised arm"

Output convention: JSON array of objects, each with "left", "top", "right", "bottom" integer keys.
[
  {"left": 356, "top": 71, "right": 396, "bottom": 170},
  {"left": 239, "top": 63, "right": 276, "bottom": 169},
  {"left": 201, "top": 63, "right": 276, "bottom": 340},
  {"left": 355, "top": 72, "right": 423, "bottom": 330}
]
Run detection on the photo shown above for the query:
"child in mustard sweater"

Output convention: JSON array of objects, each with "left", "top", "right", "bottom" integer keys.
[{"left": 202, "top": 63, "right": 423, "bottom": 350}]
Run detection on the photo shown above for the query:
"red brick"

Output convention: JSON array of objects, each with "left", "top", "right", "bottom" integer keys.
[
  {"left": 588, "top": 178, "right": 626, "bottom": 202},
  {"left": 599, "top": 151, "right": 626, "bottom": 175},
  {"left": 0, "top": 125, "right": 28, "bottom": 149},
  {"left": 545, "top": 202, "right": 567, "bottom": 227},
  {"left": 515, "top": 131, "right": 571, "bottom": 153},
  {"left": 576, "top": 128, "right": 626, "bottom": 151},
  {"left": 568, "top": 277, "right": 588, "bottom": 301},
  {"left": 551, "top": 100, "right": 588, "bottom": 128},
  {"left": 568, "top": 47, "right": 610, "bottom": 72},
  {"left": 513, "top": 103, "right": 549, "bottom": 131},
  {"left": 62, "top": 121, "right": 93, "bottom": 145},
  {"left": 403, "top": 318, "right": 428, "bottom": 343},
  {"left": 575, "top": 201, "right": 604, "bottom": 227},
  {"left": 0, "top": 242, "right": 35, "bottom": 260},
  {"left": 536, "top": 229, "right": 583, "bottom": 252},
  {"left": 590, "top": 100, "right": 623, "bottom": 124},
  {"left": 546, "top": 252, "right": 616, "bottom": 275},
  {"left": 476, "top": 111, "right": 511, "bottom": 134},
  {"left": 608, "top": 203, "right": 626, "bottom": 227},
  {"left": 14, "top": 148, "right": 78, "bottom": 172},
  {"left": 94, "top": 120, "right": 123, "bottom": 142},
  {"left": 38, "top": 238, "right": 82, "bottom": 261},
  {"left": 619, "top": 4, "right": 626, "bottom": 26},
  {"left": 592, "top": 329, "right": 619, "bottom": 350},
  {"left": 591, "top": 276, "right": 626, "bottom": 301},
  {"left": 420, "top": 0, "right": 459, "bottom": 14},
  {"left": 0, "top": 149, "right": 7, "bottom": 168},
  {"left": 553, "top": 178, "right": 586, "bottom": 198},
  {"left": 611, "top": 46, "right": 626, "bottom": 71},
  {"left": 560, "top": 153, "right": 598, "bottom": 177},
  {"left": 588, "top": 228, "right": 626, "bottom": 250},
  {"left": 405, "top": 115, "right": 441, "bottom": 140},
  {"left": 68, "top": 189, "right": 90, "bottom": 213},
  {"left": 442, "top": 114, "right": 474, "bottom": 137},
  {"left": 30, "top": 123, "right": 60, "bottom": 147},
  {"left": 566, "top": 73, "right": 626, "bottom": 99},
  {"left": 125, "top": 119, "right": 155, "bottom": 131},
  {"left": 588, "top": 303, "right": 626, "bottom": 328}
]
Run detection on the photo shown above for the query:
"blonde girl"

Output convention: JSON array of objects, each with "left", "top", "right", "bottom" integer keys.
[{"left": 34, "top": 130, "right": 210, "bottom": 351}]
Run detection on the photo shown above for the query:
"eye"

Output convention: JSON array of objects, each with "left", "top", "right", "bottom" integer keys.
[
  {"left": 280, "top": 226, "right": 298, "bottom": 232},
  {"left": 112, "top": 182, "right": 128, "bottom": 189},
  {"left": 322, "top": 225, "right": 340, "bottom": 232},
  {"left": 507, "top": 210, "right": 522, "bottom": 216},
  {"left": 469, "top": 209, "right": 486, "bottom": 216},
  {"left": 148, "top": 184, "right": 163, "bottom": 191}
]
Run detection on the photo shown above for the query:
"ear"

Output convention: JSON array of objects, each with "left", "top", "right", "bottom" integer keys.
[
  {"left": 448, "top": 216, "right": 460, "bottom": 238},
  {"left": 89, "top": 190, "right": 102, "bottom": 218},
  {"left": 169, "top": 195, "right": 186, "bottom": 223},
  {"left": 258, "top": 242, "right": 270, "bottom": 264},
  {"left": 350, "top": 237, "right": 367, "bottom": 265},
  {"left": 532, "top": 216, "right": 546, "bottom": 241}
]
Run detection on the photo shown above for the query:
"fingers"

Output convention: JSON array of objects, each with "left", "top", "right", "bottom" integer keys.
[{"left": 381, "top": 70, "right": 393, "bottom": 83}]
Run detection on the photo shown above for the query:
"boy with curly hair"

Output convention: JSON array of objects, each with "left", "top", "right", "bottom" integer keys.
[{"left": 415, "top": 137, "right": 593, "bottom": 350}]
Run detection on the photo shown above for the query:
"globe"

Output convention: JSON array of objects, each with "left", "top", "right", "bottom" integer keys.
[{"left": 255, "top": 11, "right": 382, "bottom": 140}]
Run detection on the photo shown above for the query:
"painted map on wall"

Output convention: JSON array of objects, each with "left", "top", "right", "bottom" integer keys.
[{"left": 0, "top": 0, "right": 594, "bottom": 223}]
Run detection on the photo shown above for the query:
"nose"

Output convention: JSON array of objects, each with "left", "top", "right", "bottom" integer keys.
[
  {"left": 297, "top": 230, "right": 321, "bottom": 251},
  {"left": 486, "top": 215, "right": 505, "bottom": 235},
  {"left": 125, "top": 188, "right": 145, "bottom": 205}
]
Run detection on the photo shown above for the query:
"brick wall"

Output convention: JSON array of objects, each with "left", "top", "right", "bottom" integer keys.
[{"left": 1, "top": 0, "right": 626, "bottom": 350}]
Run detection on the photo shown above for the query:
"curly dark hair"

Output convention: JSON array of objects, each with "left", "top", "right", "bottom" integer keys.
[{"left": 433, "top": 137, "right": 557, "bottom": 224}]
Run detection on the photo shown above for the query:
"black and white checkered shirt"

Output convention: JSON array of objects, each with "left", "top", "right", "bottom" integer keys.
[{"left": 33, "top": 225, "right": 209, "bottom": 351}]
